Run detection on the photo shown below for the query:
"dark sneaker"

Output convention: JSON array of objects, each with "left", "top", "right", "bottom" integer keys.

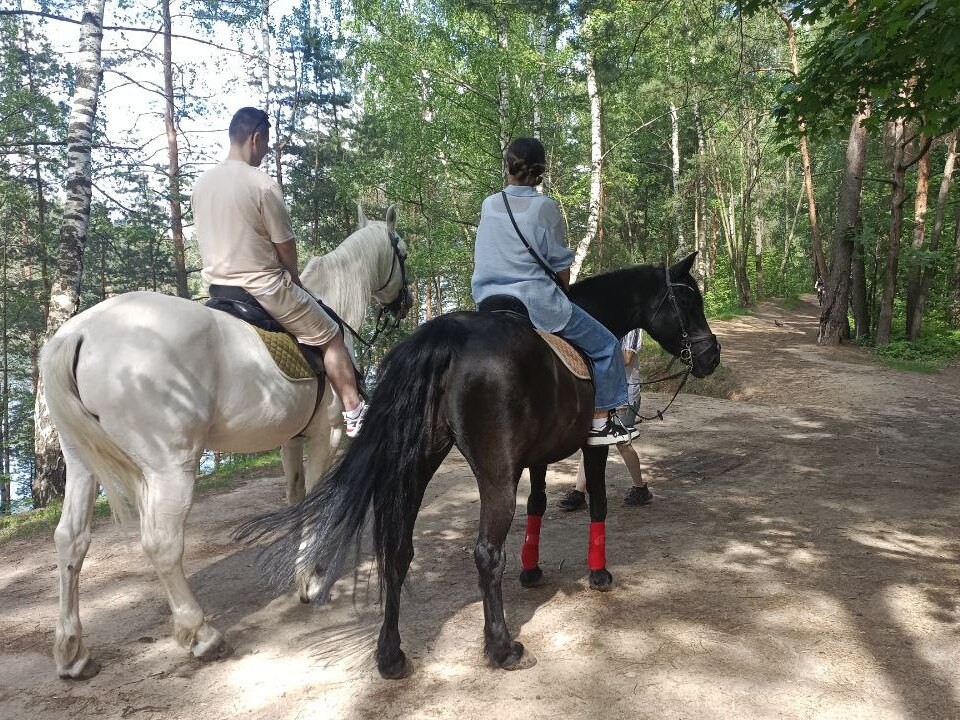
[
  {"left": 585, "top": 415, "right": 638, "bottom": 446},
  {"left": 557, "top": 489, "right": 586, "bottom": 512},
  {"left": 623, "top": 484, "right": 653, "bottom": 506}
]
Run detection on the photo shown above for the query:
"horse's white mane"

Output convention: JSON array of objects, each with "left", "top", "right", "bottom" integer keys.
[{"left": 300, "top": 221, "right": 392, "bottom": 330}]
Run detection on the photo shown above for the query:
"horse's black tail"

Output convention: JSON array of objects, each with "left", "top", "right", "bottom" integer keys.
[{"left": 234, "top": 317, "right": 467, "bottom": 602}]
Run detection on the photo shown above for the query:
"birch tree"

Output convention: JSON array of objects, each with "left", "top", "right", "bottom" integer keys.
[{"left": 33, "top": 0, "right": 107, "bottom": 506}]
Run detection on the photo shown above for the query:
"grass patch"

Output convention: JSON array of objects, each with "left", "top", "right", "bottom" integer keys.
[
  {"left": 637, "top": 344, "right": 739, "bottom": 401},
  {"left": 872, "top": 330, "right": 960, "bottom": 373},
  {"left": 773, "top": 295, "right": 801, "bottom": 310},
  {"left": 0, "top": 450, "right": 281, "bottom": 546},
  {"left": 709, "top": 306, "right": 754, "bottom": 321}
]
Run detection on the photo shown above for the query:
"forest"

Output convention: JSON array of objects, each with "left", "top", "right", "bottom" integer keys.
[{"left": 1, "top": 0, "right": 959, "bottom": 513}]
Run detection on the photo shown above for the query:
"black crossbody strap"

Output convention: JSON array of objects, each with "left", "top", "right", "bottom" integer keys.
[{"left": 501, "top": 191, "right": 567, "bottom": 294}]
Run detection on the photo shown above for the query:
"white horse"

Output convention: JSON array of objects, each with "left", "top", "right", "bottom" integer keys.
[{"left": 41, "top": 207, "right": 409, "bottom": 679}]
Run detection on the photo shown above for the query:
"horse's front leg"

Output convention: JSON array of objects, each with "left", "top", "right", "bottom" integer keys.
[
  {"left": 519, "top": 465, "right": 548, "bottom": 588},
  {"left": 582, "top": 445, "right": 613, "bottom": 591}
]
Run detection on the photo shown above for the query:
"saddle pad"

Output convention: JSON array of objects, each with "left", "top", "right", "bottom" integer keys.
[
  {"left": 250, "top": 326, "right": 317, "bottom": 381},
  {"left": 535, "top": 330, "right": 591, "bottom": 380}
]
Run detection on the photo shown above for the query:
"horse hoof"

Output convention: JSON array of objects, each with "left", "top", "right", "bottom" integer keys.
[
  {"left": 589, "top": 568, "right": 614, "bottom": 592},
  {"left": 191, "top": 630, "right": 232, "bottom": 661},
  {"left": 519, "top": 566, "right": 545, "bottom": 588},
  {"left": 60, "top": 656, "right": 101, "bottom": 681},
  {"left": 497, "top": 641, "right": 537, "bottom": 671},
  {"left": 377, "top": 651, "right": 413, "bottom": 680}
]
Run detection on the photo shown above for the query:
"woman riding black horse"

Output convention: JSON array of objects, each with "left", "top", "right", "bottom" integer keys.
[{"left": 236, "top": 253, "right": 720, "bottom": 678}]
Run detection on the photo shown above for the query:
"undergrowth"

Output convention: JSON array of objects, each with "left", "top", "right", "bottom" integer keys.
[
  {"left": 872, "top": 330, "right": 960, "bottom": 373},
  {"left": 0, "top": 450, "right": 281, "bottom": 545}
]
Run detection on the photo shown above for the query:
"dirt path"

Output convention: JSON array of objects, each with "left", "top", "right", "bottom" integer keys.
[{"left": 3, "top": 296, "right": 960, "bottom": 720}]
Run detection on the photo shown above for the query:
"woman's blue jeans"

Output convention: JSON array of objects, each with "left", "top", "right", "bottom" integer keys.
[{"left": 557, "top": 305, "right": 628, "bottom": 411}]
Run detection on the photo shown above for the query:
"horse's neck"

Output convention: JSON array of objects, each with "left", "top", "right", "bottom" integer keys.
[
  {"left": 305, "top": 233, "right": 378, "bottom": 329},
  {"left": 570, "top": 266, "right": 660, "bottom": 337}
]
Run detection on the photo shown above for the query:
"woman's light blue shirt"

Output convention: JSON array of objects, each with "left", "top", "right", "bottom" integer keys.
[{"left": 471, "top": 185, "right": 575, "bottom": 332}]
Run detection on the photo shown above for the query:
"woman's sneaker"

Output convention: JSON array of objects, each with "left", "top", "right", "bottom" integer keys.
[
  {"left": 586, "top": 415, "right": 638, "bottom": 446},
  {"left": 343, "top": 401, "right": 367, "bottom": 438},
  {"left": 558, "top": 488, "right": 587, "bottom": 511},
  {"left": 623, "top": 484, "right": 653, "bottom": 506}
]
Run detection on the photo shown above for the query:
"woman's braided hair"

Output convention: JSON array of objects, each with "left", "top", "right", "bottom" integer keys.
[{"left": 504, "top": 137, "right": 547, "bottom": 185}]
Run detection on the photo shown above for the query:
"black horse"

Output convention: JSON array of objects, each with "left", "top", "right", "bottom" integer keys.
[{"left": 235, "top": 252, "right": 720, "bottom": 678}]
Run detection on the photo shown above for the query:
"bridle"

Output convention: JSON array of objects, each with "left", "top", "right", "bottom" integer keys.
[
  {"left": 628, "top": 264, "right": 718, "bottom": 423},
  {"left": 340, "top": 228, "right": 410, "bottom": 351}
]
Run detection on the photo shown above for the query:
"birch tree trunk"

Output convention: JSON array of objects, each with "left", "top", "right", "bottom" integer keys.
[
  {"left": 820, "top": 107, "right": 870, "bottom": 345},
  {"left": 570, "top": 48, "right": 602, "bottom": 282},
  {"left": 875, "top": 121, "right": 908, "bottom": 345},
  {"left": 694, "top": 103, "right": 707, "bottom": 284},
  {"left": 162, "top": 0, "right": 189, "bottom": 298},
  {"left": 670, "top": 102, "right": 684, "bottom": 255},
  {"left": 496, "top": 10, "right": 510, "bottom": 158},
  {"left": 905, "top": 143, "right": 932, "bottom": 338},
  {"left": 910, "top": 130, "right": 957, "bottom": 337},
  {"left": 33, "top": 0, "right": 106, "bottom": 507}
]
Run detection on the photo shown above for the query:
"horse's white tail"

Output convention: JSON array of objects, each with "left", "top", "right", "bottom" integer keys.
[{"left": 40, "top": 332, "right": 141, "bottom": 522}]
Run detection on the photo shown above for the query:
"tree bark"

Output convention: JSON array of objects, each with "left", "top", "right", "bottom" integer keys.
[
  {"left": 950, "top": 210, "right": 960, "bottom": 327},
  {"left": 905, "top": 142, "right": 932, "bottom": 338},
  {"left": 911, "top": 130, "right": 957, "bottom": 337},
  {"left": 33, "top": 0, "right": 106, "bottom": 507},
  {"left": 162, "top": 0, "right": 189, "bottom": 298},
  {"left": 876, "top": 125, "right": 932, "bottom": 344},
  {"left": 819, "top": 107, "right": 870, "bottom": 345},
  {"left": 1, "top": 231, "right": 9, "bottom": 514},
  {"left": 570, "top": 48, "right": 603, "bottom": 282},
  {"left": 694, "top": 103, "right": 708, "bottom": 284}
]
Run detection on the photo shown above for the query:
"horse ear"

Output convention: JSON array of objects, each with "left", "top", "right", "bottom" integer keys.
[
  {"left": 357, "top": 204, "right": 368, "bottom": 229},
  {"left": 385, "top": 204, "right": 398, "bottom": 233},
  {"left": 671, "top": 251, "right": 698, "bottom": 277}
]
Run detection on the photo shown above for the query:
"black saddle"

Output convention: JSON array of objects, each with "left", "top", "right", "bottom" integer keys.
[
  {"left": 205, "top": 285, "right": 324, "bottom": 375},
  {"left": 476, "top": 294, "right": 532, "bottom": 324},
  {"left": 476, "top": 294, "right": 594, "bottom": 379}
]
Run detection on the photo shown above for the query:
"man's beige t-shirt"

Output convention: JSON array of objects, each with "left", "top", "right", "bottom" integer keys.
[{"left": 192, "top": 159, "right": 295, "bottom": 295}]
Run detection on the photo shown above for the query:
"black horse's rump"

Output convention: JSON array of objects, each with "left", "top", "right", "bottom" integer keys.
[{"left": 235, "top": 254, "right": 720, "bottom": 678}]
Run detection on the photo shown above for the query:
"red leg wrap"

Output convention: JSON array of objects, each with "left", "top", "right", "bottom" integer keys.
[
  {"left": 588, "top": 521, "right": 606, "bottom": 570},
  {"left": 520, "top": 514, "right": 542, "bottom": 571}
]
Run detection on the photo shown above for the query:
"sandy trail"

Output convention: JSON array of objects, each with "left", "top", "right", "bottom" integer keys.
[{"left": 2, "top": 296, "right": 960, "bottom": 720}]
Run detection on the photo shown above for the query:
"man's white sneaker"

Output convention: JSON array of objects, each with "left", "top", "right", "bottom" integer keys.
[{"left": 343, "top": 401, "right": 367, "bottom": 438}]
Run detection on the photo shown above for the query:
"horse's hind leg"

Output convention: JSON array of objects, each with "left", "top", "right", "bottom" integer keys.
[
  {"left": 519, "top": 465, "right": 547, "bottom": 588},
  {"left": 281, "top": 437, "right": 305, "bottom": 504},
  {"left": 470, "top": 462, "right": 534, "bottom": 671},
  {"left": 377, "top": 444, "right": 452, "bottom": 679},
  {"left": 583, "top": 445, "right": 613, "bottom": 591},
  {"left": 54, "top": 443, "right": 101, "bottom": 680},
  {"left": 139, "top": 464, "right": 229, "bottom": 660}
]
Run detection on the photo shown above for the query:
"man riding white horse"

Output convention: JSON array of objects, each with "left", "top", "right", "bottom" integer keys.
[{"left": 192, "top": 106, "right": 367, "bottom": 437}]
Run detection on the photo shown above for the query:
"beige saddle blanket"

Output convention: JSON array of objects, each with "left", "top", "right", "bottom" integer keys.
[
  {"left": 248, "top": 325, "right": 319, "bottom": 381},
  {"left": 535, "top": 330, "right": 591, "bottom": 380}
]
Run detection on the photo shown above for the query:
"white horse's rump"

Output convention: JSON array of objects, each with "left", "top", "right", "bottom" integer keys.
[{"left": 42, "top": 212, "right": 408, "bottom": 679}]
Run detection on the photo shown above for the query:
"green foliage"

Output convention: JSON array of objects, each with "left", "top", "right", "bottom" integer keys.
[
  {"left": 873, "top": 330, "right": 960, "bottom": 372},
  {"left": 741, "top": 1, "right": 960, "bottom": 137}
]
